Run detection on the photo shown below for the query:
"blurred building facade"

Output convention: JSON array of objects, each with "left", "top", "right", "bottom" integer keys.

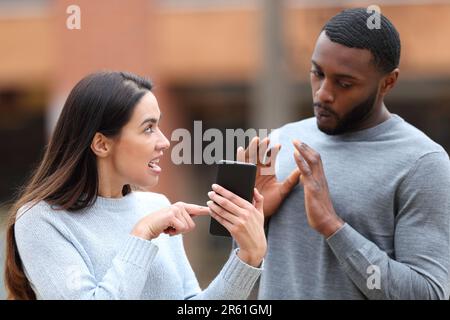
[{"left": 1, "top": 0, "right": 450, "bottom": 298}]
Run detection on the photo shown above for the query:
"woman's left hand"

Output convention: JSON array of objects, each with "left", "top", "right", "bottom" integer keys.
[{"left": 207, "top": 184, "right": 266, "bottom": 267}]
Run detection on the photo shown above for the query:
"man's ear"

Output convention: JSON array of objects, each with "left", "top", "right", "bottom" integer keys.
[
  {"left": 90, "top": 132, "right": 112, "bottom": 158},
  {"left": 380, "top": 68, "right": 399, "bottom": 96}
]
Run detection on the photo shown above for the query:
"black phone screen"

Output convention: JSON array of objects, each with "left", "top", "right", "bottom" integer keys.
[{"left": 209, "top": 160, "right": 257, "bottom": 237}]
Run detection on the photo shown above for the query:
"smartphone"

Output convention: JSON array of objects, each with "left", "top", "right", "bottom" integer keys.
[{"left": 209, "top": 160, "right": 257, "bottom": 237}]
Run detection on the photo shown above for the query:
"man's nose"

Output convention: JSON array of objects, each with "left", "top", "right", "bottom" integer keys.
[{"left": 315, "top": 79, "right": 335, "bottom": 104}]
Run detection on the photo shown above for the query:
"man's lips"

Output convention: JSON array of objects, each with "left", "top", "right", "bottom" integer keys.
[{"left": 315, "top": 107, "right": 333, "bottom": 118}]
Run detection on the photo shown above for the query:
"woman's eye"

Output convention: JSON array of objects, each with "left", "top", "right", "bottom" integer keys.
[{"left": 144, "top": 126, "right": 154, "bottom": 134}]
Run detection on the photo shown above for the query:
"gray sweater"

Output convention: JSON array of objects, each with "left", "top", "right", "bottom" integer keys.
[
  {"left": 15, "top": 192, "right": 262, "bottom": 299},
  {"left": 259, "top": 114, "right": 450, "bottom": 299}
]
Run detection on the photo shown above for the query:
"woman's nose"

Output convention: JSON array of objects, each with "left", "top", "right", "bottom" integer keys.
[{"left": 157, "top": 130, "right": 170, "bottom": 151}]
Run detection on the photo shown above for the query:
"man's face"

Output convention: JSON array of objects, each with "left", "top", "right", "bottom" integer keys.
[{"left": 310, "top": 31, "right": 383, "bottom": 135}]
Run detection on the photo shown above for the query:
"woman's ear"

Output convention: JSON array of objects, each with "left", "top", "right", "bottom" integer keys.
[{"left": 90, "top": 132, "right": 112, "bottom": 158}]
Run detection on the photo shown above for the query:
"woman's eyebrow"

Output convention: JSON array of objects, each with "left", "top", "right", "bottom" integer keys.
[{"left": 140, "top": 117, "right": 159, "bottom": 127}]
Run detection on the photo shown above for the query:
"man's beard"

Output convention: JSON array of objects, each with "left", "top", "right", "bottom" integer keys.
[{"left": 314, "top": 89, "right": 378, "bottom": 135}]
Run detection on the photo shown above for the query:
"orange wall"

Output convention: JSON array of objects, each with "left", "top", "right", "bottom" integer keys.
[
  {"left": 0, "top": 17, "right": 53, "bottom": 85},
  {"left": 1, "top": 3, "right": 450, "bottom": 85}
]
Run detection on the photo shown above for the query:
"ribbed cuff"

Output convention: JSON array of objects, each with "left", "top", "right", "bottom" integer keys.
[
  {"left": 326, "top": 223, "right": 367, "bottom": 260},
  {"left": 117, "top": 235, "right": 158, "bottom": 270},
  {"left": 219, "top": 248, "right": 263, "bottom": 293}
]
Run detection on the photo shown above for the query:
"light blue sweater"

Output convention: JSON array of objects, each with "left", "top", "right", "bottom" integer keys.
[{"left": 15, "top": 191, "right": 262, "bottom": 299}]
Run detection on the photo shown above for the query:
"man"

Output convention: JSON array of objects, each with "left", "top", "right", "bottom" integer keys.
[{"left": 239, "top": 8, "right": 450, "bottom": 299}]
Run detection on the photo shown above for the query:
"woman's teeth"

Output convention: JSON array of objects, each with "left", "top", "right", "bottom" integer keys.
[{"left": 148, "top": 160, "right": 162, "bottom": 173}]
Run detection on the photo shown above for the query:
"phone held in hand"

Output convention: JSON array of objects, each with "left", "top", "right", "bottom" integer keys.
[{"left": 209, "top": 160, "right": 257, "bottom": 237}]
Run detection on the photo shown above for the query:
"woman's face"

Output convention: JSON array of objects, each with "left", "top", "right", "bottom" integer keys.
[{"left": 110, "top": 91, "right": 170, "bottom": 189}]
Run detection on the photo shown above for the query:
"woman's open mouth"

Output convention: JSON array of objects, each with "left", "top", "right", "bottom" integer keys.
[{"left": 148, "top": 158, "right": 162, "bottom": 174}]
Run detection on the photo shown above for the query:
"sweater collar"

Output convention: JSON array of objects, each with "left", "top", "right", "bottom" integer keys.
[
  {"left": 318, "top": 114, "right": 403, "bottom": 142},
  {"left": 91, "top": 192, "right": 138, "bottom": 212}
]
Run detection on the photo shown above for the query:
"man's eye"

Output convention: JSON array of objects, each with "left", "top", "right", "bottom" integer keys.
[
  {"left": 144, "top": 126, "right": 154, "bottom": 133},
  {"left": 310, "top": 70, "right": 323, "bottom": 78},
  {"left": 338, "top": 82, "right": 352, "bottom": 89}
]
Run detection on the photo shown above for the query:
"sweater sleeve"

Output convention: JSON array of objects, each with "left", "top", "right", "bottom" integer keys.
[
  {"left": 175, "top": 236, "right": 263, "bottom": 300},
  {"left": 326, "top": 151, "right": 450, "bottom": 299},
  {"left": 15, "top": 205, "right": 158, "bottom": 300}
]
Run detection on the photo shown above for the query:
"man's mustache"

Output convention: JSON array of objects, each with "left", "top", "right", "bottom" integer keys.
[{"left": 313, "top": 102, "right": 337, "bottom": 117}]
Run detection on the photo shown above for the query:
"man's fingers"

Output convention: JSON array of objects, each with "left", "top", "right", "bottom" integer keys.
[
  {"left": 263, "top": 143, "right": 280, "bottom": 166},
  {"left": 258, "top": 137, "right": 270, "bottom": 164},
  {"left": 239, "top": 136, "right": 275, "bottom": 166},
  {"left": 294, "top": 149, "right": 312, "bottom": 178},
  {"left": 280, "top": 168, "right": 301, "bottom": 195},
  {"left": 236, "top": 146, "right": 245, "bottom": 162},
  {"left": 260, "top": 143, "right": 280, "bottom": 176},
  {"left": 253, "top": 188, "right": 264, "bottom": 212},
  {"left": 293, "top": 140, "right": 322, "bottom": 170},
  {"left": 247, "top": 136, "right": 259, "bottom": 164}
]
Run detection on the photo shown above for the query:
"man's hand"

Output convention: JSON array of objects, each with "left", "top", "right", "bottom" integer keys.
[
  {"left": 237, "top": 137, "right": 300, "bottom": 217},
  {"left": 293, "top": 140, "right": 344, "bottom": 237}
]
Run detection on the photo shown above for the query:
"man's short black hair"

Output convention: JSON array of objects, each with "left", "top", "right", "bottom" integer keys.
[{"left": 323, "top": 8, "right": 401, "bottom": 74}]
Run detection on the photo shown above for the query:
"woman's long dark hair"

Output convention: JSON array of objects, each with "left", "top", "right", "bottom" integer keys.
[{"left": 4, "top": 71, "right": 152, "bottom": 299}]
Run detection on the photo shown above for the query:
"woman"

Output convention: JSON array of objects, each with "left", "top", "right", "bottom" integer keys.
[{"left": 4, "top": 71, "right": 266, "bottom": 300}]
